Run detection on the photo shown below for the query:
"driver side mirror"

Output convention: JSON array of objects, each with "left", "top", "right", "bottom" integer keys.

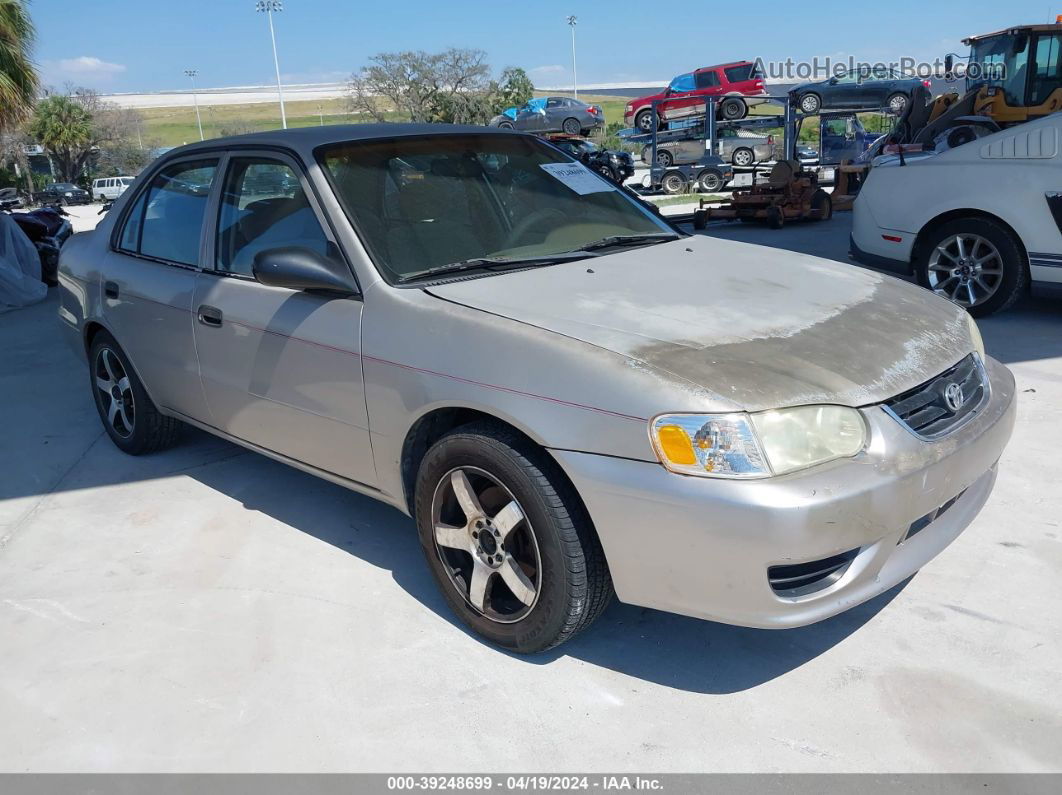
[
  {"left": 253, "top": 246, "right": 358, "bottom": 296},
  {"left": 828, "top": 77, "right": 839, "bottom": 85}
]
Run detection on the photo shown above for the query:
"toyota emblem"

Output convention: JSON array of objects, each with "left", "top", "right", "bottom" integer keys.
[{"left": 943, "top": 382, "right": 965, "bottom": 412}]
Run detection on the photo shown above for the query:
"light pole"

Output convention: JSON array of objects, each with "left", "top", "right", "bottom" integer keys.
[
  {"left": 316, "top": 103, "right": 324, "bottom": 126},
  {"left": 566, "top": 15, "right": 578, "bottom": 99},
  {"left": 256, "top": 0, "right": 287, "bottom": 129},
  {"left": 184, "top": 69, "right": 204, "bottom": 141}
]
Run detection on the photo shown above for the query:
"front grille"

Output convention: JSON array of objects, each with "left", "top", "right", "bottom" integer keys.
[
  {"left": 883, "top": 354, "right": 988, "bottom": 440},
  {"left": 768, "top": 548, "right": 860, "bottom": 598}
]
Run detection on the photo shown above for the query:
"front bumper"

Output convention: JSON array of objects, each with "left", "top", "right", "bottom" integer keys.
[{"left": 553, "top": 356, "right": 1015, "bottom": 628}]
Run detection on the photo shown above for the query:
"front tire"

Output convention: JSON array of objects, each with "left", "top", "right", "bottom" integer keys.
[
  {"left": 635, "top": 109, "right": 656, "bottom": 132},
  {"left": 89, "top": 331, "right": 182, "bottom": 455},
  {"left": 915, "top": 218, "right": 1027, "bottom": 316},
  {"left": 414, "top": 422, "right": 613, "bottom": 653},
  {"left": 660, "top": 171, "right": 687, "bottom": 195},
  {"left": 799, "top": 93, "right": 821, "bottom": 114}
]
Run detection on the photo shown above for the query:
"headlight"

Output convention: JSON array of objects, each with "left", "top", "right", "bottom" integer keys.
[
  {"left": 64, "top": 191, "right": 73, "bottom": 196},
  {"left": 966, "top": 313, "right": 985, "bottom": 361},
  {"left": 650, "top": 406, "right": 867, "bottom": 479}
]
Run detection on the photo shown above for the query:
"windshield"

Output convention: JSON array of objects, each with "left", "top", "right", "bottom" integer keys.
[
  {"left": 318, "top": 134, "right": 673, "bottom": 282},
  {"left": 51, "top": 183, "right": 77, "bottom": 190},
  {"left": 970, "top": 33, "right": 1030, "bottom": 104}
]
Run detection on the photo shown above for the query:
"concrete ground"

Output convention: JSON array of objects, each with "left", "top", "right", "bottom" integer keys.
[{"left": 1, "top": 211, "right": 1060, "bottom": 772}]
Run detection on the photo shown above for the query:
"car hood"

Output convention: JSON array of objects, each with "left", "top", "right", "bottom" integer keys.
[{"left": 426, "top": 236, "right": 972, "bottom": 412}]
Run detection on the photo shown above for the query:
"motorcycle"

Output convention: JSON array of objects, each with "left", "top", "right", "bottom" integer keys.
[{"left": 1, "top": 205, "right": 73, "bottom": 287}]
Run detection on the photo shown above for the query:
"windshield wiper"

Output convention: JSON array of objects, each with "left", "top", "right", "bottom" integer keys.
[
  {"left": 397, "top": 252, "right": 595, "bottom": 283},
  {"left": 572, "top": 233, "right": 679, "bottom": 253}
]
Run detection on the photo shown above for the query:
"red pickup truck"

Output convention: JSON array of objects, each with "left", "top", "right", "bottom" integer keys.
[{"left": 624, "top": 61, "right": 767, "bottom": 132}]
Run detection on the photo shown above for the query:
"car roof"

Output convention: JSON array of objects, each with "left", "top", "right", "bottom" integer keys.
[
  {"left": 695, "top": 61, "right": 755, "bottom": 72},
  {"left": 158, "top": 123, "right": 525, "bottom": 161}
]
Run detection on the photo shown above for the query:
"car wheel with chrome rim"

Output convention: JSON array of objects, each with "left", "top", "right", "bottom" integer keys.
[
  {"left": 414, "top": 422, "right": 613, "bottom": 652},
  {"left": 917, "top": 218, "right": 1027, "bottom": 317},
  {"left": 89, "top": 330, "right": 182, "bottom": 454}
]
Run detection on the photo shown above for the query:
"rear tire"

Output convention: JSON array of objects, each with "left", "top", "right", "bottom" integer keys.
[
  {"left": 810, "top": 189, "right": 833, "bottom": 221},
  {"left": 88, "top": 331, "right": 182, "bottom": 455},
  {"left": 732, "top": 147, "right": 755, "bottom": 167},
  {"left": 414, "top": 422, "right": 613, "bottom": 653},
  {"left": 915, "top": 217, "right": 1027, "bottom": 317},
  {"left": 719, "top": 97, "right": 747, "bottom": 120},
  {"left": 886, "top": 92, "right": 908, "bottom": 114},
  {"left": 698, "top": 169, "right": 723, "bottom": 192},
  {"left": 660, "top": 171, "right": 687, "bottom": 195},
  {"left": 562, "top": 117, "right": 581, "bottom": 135}
]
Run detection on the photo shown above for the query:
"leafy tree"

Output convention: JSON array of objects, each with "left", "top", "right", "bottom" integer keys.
[
  {"left": 347, "top": 49, "right": 535, "bottom": 125},
  {"left": 491, "top": 67, "right": 534, "bottom": 114},
  {"left": 29, "top": 89, "right": 141, "bottom": 182},
  {"left": 0, "top": 0, "right": 39, "bottom": 131}
]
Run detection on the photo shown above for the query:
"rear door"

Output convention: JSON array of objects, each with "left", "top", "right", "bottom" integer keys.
[
  {"left": 191, "top": 151, "right": 376, "bottom": 487},
  {"left": 102, "top": 156, "right": 220, "bottom": 422}
]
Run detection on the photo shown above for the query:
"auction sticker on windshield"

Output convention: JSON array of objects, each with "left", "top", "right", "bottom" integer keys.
[{"left": 539, "top": 162, "right": 614, "bottom": 195}]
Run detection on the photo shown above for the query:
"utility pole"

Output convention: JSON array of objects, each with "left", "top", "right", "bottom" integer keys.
[
  {"left": 317, "top": 103, "right": 324, "bottom": 125},
  {"left": 256, "top": 1, "right": 288, "bottom": 129},
  {"left": 184, "top": 69, "right": 204, "bottom": 141},
  {"left": 567, "top": 15, "right": 578, "bottom": 99}
]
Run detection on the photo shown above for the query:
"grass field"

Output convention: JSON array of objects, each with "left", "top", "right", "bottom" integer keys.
[{"left": 138, "top": 93, "right": 631, "bottom": 147}]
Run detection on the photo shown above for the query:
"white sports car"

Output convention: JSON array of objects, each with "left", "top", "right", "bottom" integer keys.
[{"left": 850, "top": 113, "right": 1062, "bottom": 316}]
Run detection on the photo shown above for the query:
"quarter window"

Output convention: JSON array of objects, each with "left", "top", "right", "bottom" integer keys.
[
  {"left": 119, "top": 159, "right": 218, "bottom": 266},
  {"left": 215, "top": 158, "right": 331, "bottom": 276}
]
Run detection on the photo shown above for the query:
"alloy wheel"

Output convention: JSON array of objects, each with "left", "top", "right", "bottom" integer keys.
[
  {"left": 733, "top": 148, "right": 754, "bottom": 167},
  {"left": 94, "top": 348, "right": 135, "bottom": 438},
  {"left": 800, "top": 95, "right": 819, "bottom": 113},
  {"left": 888, "top": 94, "right": 908, "bottom": 113},
  {"left": 431, "top": 467, "right": 541, "bottom": 623},
  {"left": 927, "top": 233, "right": 1004, "bottom": 307}
]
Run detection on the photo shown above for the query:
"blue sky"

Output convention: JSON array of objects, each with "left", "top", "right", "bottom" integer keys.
[{"left": 29, "top": 0, "right": 1057, "bottom": 93}]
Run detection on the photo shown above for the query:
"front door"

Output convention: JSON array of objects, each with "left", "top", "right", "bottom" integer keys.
[
  {"left": 191, "top": 153, "right": 376, "bottom": 488},
  {"left": 101, "top": 156, "right": 220, "bottom": 422}
]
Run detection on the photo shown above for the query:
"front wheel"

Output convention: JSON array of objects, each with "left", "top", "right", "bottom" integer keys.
[
  {"left": 799, "top": 93, "right": 821, "bottom": 114},
  {"left": 635, "top": 109, "right": 656, "bottom": 132},
  {"left": 916, "top": 218, "right": 1027, "bottom": 316},
  {"left": 660, "top": 171, "right": 687, "bottom": 195},
  {"left": 415, "top": 423, "right": 613, "bottom": 653}
]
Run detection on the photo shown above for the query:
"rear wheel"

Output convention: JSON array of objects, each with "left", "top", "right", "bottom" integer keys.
[
  {"left": 698, "top": 169, "right": 723, "bottom": 192},
  {"left": 655, "top": 149, "right": 674, "bottom": 167},
  {"left": 497, "top": 121, "right": 514, "bottom": 129},
  {"left": 562, "top": 117, "right": 581, "bottom": 135},
  {"left": 916, "top": 218, "right": 1027, "bottom": 316},
  {"left": 415, "top": 422, "right": 613, "bottom": 653},
  {"left": 660, "top": 171, "right": 687, "bottom": 195},
  {"left": 89, "top": 331, "right": 182, "bottom": 455},
  {"left": 886, "top": 92, "right": 908, "bottom": 114},
  {"left": 596, "top": 164, "right": 616, "bottom": 181},
  {"left": 719, "top": 97, "right": 747, "bottom": 120},
  {"left": 635, "top": 109, "right": 656, "bottom": 132},
  {"left": 732, "top": 147, "right": 755, "bottom": 167},
  {"left": 810, "top": 189, "right": 833, "bottom": 221}
]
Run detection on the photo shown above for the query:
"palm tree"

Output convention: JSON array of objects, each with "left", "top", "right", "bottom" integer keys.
[
  {"left": 28, "top": 95, "right": 93, "bottom": 181},
  {"left": 0, "top": 0, "right": 38, "bottom": 131}
]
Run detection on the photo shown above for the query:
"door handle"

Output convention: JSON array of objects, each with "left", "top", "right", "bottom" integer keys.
[
  {"left": 104, "top": 280, "right": 119, "bottom": 299},
  {"left": 197, "top": 305, "right": 223, "bottom": 327}
]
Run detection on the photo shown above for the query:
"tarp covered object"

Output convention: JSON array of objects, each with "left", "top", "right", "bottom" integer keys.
[{"left": 0, "top": 212, "right": 47, "bottom": 313}]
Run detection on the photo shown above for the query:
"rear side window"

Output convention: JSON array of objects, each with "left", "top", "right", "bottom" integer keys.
[
  {"left": 118, "top": 159, "right": 218, "bottom": 266},
  {"left": 695, "top": 70, "right": 721, "bottom": 89},
  {"left": 724, "top": 64, "right": 755, "bottom": 83}
]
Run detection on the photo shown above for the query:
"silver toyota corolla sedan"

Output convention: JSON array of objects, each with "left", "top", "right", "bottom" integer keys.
[{"left": 57, "top": 125, "right": 1015, "bottom": 653}]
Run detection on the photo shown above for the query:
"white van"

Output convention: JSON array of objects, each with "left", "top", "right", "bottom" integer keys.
[{"left": 91, "top": 176, "right": 134, "bottom": 202}]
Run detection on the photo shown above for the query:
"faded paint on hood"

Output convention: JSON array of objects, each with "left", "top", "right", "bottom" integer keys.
[{"left": 427, "top": 236, "right": 972, "bottom": 411}]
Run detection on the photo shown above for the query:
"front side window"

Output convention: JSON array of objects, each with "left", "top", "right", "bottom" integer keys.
[
  {"left": 118, "top": 159, "right": 217, "bottom": 266},
  {"left": 215, "top": 158, "right": 330, "bottom": 276},
  {"left": 319, "top": 134, "right": 673, "bottom": 282},
  {"left": 669, "top": 73, "right": 696, "bottom": 92},
  {"left": 971, "top": 33, "right": 1031, "bottom": 105},
  {"left": 1031, "top": 34, "right": 1062, "bottom": 105}
]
